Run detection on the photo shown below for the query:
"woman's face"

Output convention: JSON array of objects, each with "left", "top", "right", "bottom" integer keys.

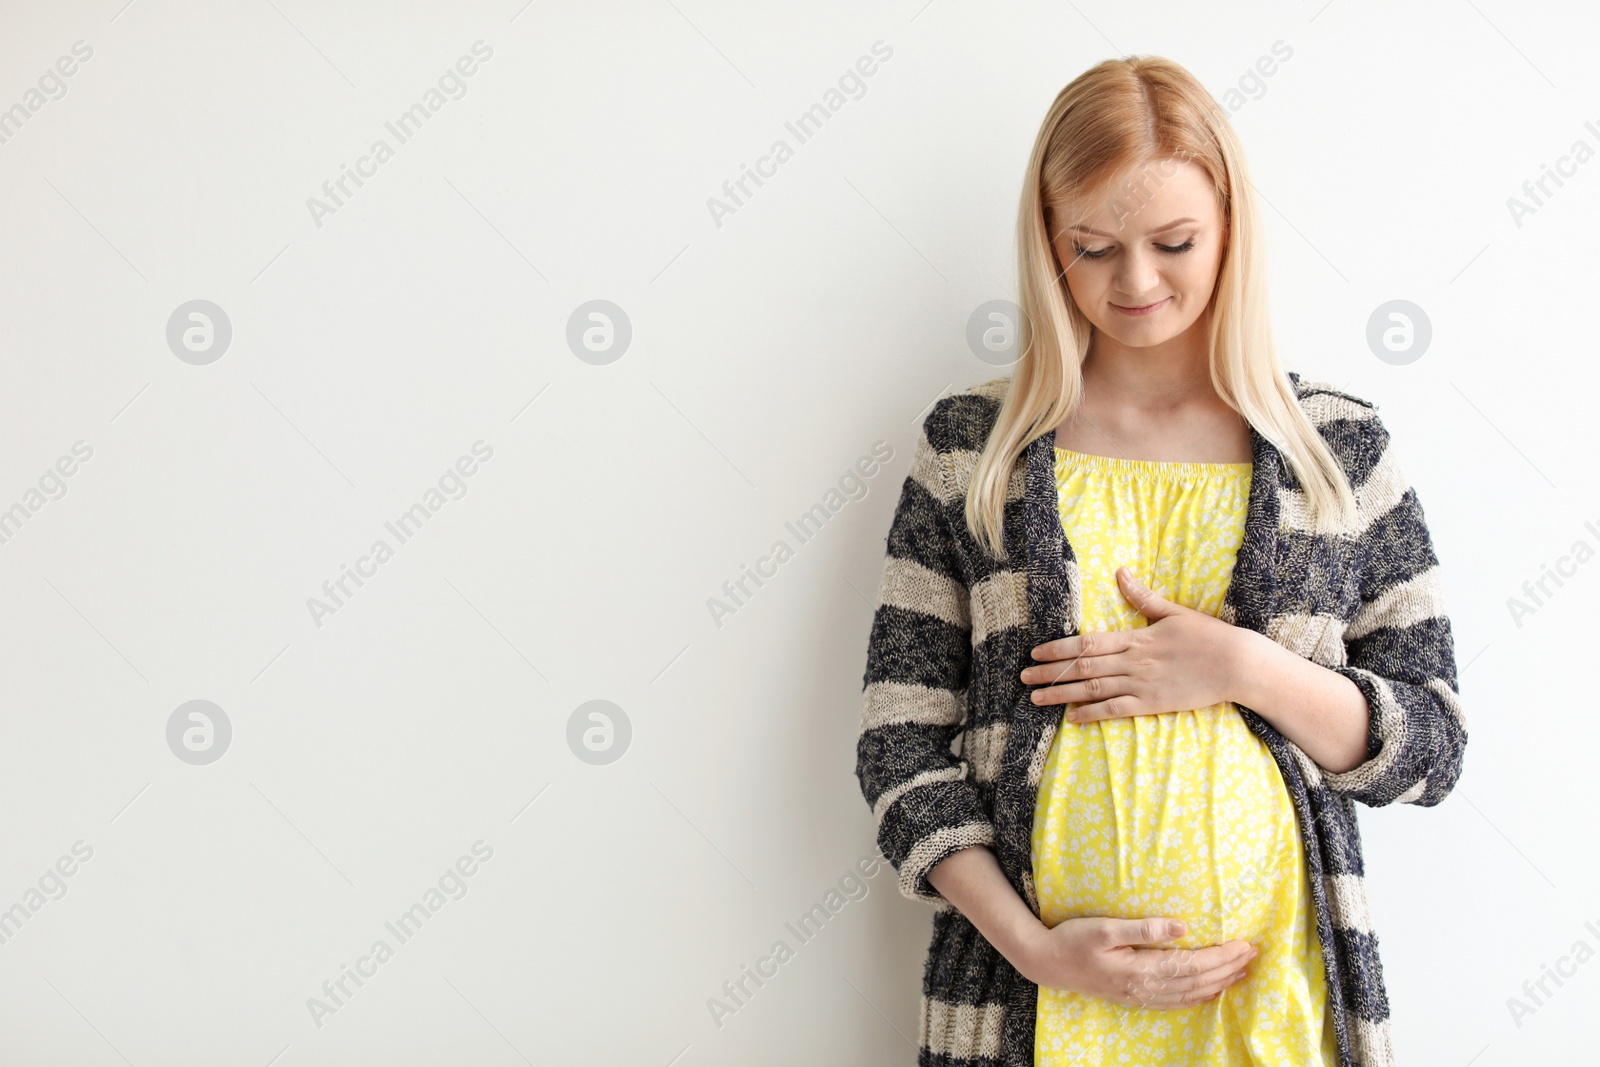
[{"left": 1048, "top": 158, "right": 1228, "bottom": 351}]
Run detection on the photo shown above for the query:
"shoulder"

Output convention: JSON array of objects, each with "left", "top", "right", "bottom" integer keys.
[
  {"left": 920, "top": 375, "right": 1012, "bottom": 452},
  {"left": 1285, "top": 371, "right": 1398, "bottom": 484},
  {"left": 1288, "top": 370, "right": 1379, "bottom": 425},
  {"left": 1283, "top": 378, "right": 1434, "bottom": 551}
]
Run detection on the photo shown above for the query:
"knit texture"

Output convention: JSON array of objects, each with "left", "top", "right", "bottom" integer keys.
[{"left": 854, "top": 372, "right": 1467, "bottom": 1067}]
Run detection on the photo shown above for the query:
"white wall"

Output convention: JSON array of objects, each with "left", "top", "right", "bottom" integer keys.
[{"left": 0, "top": 1, "right": 1592, "bottom": 1063}]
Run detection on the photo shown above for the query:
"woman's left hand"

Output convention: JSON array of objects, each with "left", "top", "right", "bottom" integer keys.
[{"left": 1021, "top": 567, "right": 1243, "bottom": 722}]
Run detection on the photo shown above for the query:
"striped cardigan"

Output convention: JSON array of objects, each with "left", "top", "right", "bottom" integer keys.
[{"left": 854, "top": 372, "right": 1466, "bottom": 1067}]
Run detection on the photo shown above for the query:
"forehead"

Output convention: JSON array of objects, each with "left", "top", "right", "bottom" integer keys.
[{"left": 1052, "top": 158, "right": 1218, "bottom": 237}]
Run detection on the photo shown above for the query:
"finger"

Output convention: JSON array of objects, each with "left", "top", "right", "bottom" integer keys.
[
  {"left": 1024, "top": 645, "right": 1129, "bottom": 686},
  {"left": 1120, "top": 953, "right": 1254, "bottom": 1011},
  {"left": 1030, "top": 674, "right": 1133, "bottom": 711},
  {"left": 1028, "top": 637, "right": 1073, "bottom": 662},
  {"left": 1116, "top": 566, "right": 1155, "bottom": 607},
  {"left": 1135, "top": 950, "right": 1252, "bottom": 993},
  {"left": 1098, "top": 917, "right": 1187, "bottom": 948},
  {"left": 1116, "top": 567, "right": 1180, "bottom": 620},
  {"left": 1026, "top": 629, "right": 1132, "bottom": 668},
  {"left": 1064, "top": 694, "right": 1141, "bottom": 722},
  {"left": 1134, "top": 967, "right": 1249, "bottom": 1008},
  {"left": 1135, "top": 941, "right": 1256, "bottom": 977}
]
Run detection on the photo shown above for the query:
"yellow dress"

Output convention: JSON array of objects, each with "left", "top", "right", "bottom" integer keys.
[{"left": 1031, "top": 447, "right": 1338, "bottom": 1067}]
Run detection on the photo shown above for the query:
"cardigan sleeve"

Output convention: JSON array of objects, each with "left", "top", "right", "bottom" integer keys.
[
  {"left": 854, "top": 402, "right": 997, "bottom": 908},
  {"left": 1321, "top": 412, "right": 1467, "bottom": 808}
]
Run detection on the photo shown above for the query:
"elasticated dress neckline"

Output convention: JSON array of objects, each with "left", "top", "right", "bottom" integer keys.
[{"left": 1052, "top": 444, "right": 1253, "bottom": 477}]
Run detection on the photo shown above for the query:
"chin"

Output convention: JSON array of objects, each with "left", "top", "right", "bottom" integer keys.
[{"left": 1100, "top": 325, "right": 1184, "bottom": 349}]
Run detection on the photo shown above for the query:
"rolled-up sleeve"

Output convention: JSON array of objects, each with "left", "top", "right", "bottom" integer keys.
[
  {"left": 1323, "top": 413, "right": 1467, "bottom": 807},
  {"left": 855, "top": 403, "right": 996, "bottom": 907}
]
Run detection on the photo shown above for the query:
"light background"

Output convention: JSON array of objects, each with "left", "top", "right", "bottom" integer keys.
[{"left": 0, "top": 0, "right": 1591, "bottom": 1063}]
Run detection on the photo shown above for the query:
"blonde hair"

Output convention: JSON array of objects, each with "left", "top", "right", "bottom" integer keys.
[{"left": 965, "top": 55, "right": 1357, "bottom": 559}]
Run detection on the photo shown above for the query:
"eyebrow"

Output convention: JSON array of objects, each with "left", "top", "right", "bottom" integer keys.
[{"left": 1065, "top": 217, "right": 1200, "bottom": 239}]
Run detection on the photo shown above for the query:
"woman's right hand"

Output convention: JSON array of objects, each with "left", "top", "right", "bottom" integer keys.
[{"left": 1018, "top": 916, "right": 1257, "bottom": 1009}]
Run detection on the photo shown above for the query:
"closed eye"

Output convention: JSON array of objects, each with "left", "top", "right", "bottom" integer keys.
[{"left": 1072, "top": 239, "right": 1196, "bottom": 260}]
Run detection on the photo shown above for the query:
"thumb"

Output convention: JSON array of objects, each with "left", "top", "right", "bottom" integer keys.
[
  {"left": 1105, "top": 916, "right": 1187, "bottom": 946},
  {"left": 1117, "top": 567, "right": 1178, "bottom": 620}
]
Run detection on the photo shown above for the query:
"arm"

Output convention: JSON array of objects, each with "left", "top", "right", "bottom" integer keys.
[
  {"left": 924, "top": 846, "right": 1047, "bottom": 965},
  {"left": 855, "top": 403, "right": 995, "bottom": 908},
  {"left": 1250, "top": 411, "right": 1466, "bottom": 805},
  {"left": 1229, "top": 629, "right": 1372, "bottom": 773},
  {"left": 928, "top": 845, "right": 1259, "bottom": 1005}
]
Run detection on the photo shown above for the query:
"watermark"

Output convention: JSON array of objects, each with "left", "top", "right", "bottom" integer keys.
[
  {"left": 566, "top": 299, "right": 632, "bottom": 365},
  {"left": 706, "top": 440, "right": 894, "bottom": 628},
  {"left": 0, "top": 40, "right": 94, "bottom": 148},
  {"left": 1366, "top": 299, "right": 1431, "bottom": 365},
  {"left": 167, "top": 700, "right": 232, "bottom": 765},
  {"left": 967, "top": 299, "right": 1027, "bottom": 366},
  {"left": 0, "top": 841, "right": 94, "bottom": 947},
  {"left": 307, "top": 839, "right": 495, "bottom": 1028},
  {"left": 1506, "top": 118, "right": 1600, "bottom": 229},
  {"left": 1506, "top": 915, "right": 1600, "bottom": 1028},
  {"left": 1056, "top": 148, "right": 1206, "bottom": 258},
  {"left": 306, "top": 441, "right": 494, "bottom": 628},
  {"left": 166, "top": 300, "right": 232, "bottom": 365},
  {"left": 567, "top": 699, "right": 632, "bottom": 764},
  {"left": 0, "top": 440, "right": 94, "bottom": 547},
  {"left": 1054, "top": 38, "right": 1293, "bottom": 251},
  {"left": 306, "top": 41, "right": 494, "bottom": 229},
  {"left": 1506, "top": 517, "right": 1600, "bottom": 628},
  {"left": 706, "top": 40, "right": 894, "bottom": 229},
  {"left": 706, "top": 850, "right": 886, "bottom": 1028},
  {"left": 1208, "top": 40, "right": 1294, "bottom": 118}
]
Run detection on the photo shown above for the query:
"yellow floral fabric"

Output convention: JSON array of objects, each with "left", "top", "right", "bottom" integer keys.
[{"left": 1031, "top": 447, "right": 1338, "bottom": 1067}]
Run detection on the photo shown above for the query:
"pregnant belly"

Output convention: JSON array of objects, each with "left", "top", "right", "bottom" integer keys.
[{"left": 1029, "top": 702, "right": 1303, "bottom": 950}]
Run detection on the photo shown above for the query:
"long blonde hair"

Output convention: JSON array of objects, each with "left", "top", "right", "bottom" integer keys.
[{"left": 965, "top": 55, "right": 1357, "bottom": 559}]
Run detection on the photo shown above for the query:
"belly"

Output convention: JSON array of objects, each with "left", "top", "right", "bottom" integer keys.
[{"left": 1029, "top": 702, "right": 1303, "bottom": 950}]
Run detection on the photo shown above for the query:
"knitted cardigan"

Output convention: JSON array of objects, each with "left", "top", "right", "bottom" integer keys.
[{"left": 854, "top": 372, "right": 1466, "bottom": 1067}]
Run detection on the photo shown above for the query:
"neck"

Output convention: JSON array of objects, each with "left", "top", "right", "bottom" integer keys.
[{"left": 1080, "top": 315, "right": 1214, "bottom": 410}]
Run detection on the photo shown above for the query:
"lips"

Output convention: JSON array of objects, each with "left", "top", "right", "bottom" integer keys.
[{"left": 1112, "top": 298, "right": 1169, "bottom": 316}]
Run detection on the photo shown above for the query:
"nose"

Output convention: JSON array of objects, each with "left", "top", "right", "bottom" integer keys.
[{"left": 1112, "top": 248, "right": 1162, "bottom": 302}]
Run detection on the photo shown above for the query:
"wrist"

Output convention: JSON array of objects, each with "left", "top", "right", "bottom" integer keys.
[
  {"left": 999, "top": 911, "right": 1051, "bottom": 981},
  {"left": 1227, "top": 625, "right": 1270, "bottom": 710}
]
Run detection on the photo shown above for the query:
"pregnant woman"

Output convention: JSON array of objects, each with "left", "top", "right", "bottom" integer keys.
[{"left": 854, "top": 56, "right": 1465, "bottom": 1067}]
